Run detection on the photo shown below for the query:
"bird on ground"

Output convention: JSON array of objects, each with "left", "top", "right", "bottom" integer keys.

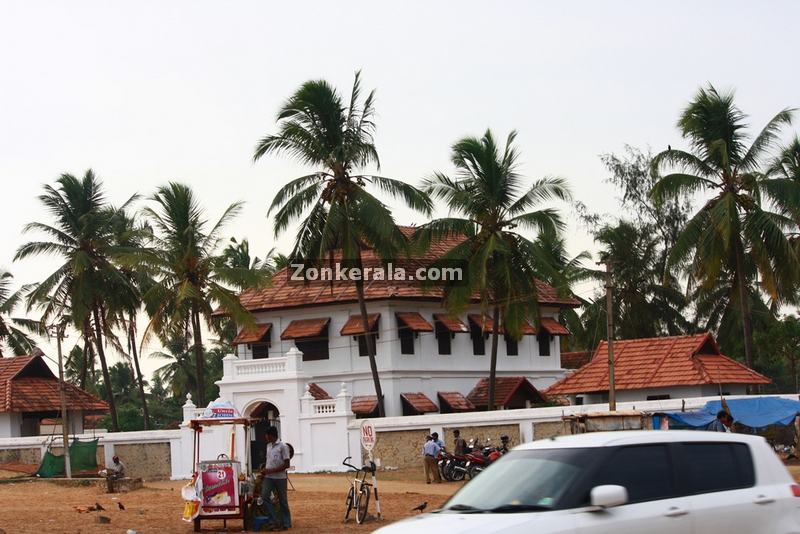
[
  {"left": 118, "top": 502, "right": 125, "bottom": 511},
  {"left": 411, "top": 502, "right": 427, "bottom": 513},
  {"left": 94, "top": 502, "right": 105, "bottom": 511}
]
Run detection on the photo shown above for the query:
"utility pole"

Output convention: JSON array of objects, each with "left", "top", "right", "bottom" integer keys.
[
  {"left": 598, "top": 260, "right": 616, "bottom": 412},
  {"left": 49, "top": 320, "right": 71, "bottom": 479}
]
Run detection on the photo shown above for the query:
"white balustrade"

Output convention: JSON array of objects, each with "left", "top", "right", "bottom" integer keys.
[
  {"left": 232, "top": 357, "right": 288, "bottom": 378},
  {"left": 312, "top": 401, "right": 338, "bottom": 415}
]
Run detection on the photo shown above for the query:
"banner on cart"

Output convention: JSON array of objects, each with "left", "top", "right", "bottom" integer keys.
[
  {"left": 201, "top": 463, "right": 236, "bottom": 510},
  {"left": 201, "top": 398, "right": 241, "bottom": 419}
]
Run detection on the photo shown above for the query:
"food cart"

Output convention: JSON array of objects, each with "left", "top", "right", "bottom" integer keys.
[{"left": 183, "top": 399, "right": 256, "bottom": 532}]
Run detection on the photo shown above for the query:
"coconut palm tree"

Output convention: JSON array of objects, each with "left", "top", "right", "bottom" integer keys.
[
  {"left": 0, "top": 270, "right": 41, "bottom": 357},
  {"left": 138, "top": 183, "right": 262, "bottom": 406},
  {"left": 254, "top": 72, "right": 432, "bottom": 417},
  {"left": 417, "top": 130, "right": 570, "bottom": 410},
  {"left": 651, "top": 85, "right": 799, "bottom": 373},
  {"left": 769, "top": 137, "right": 800, "bottom": 182},
  {"left": 16, "top": 171, "right": 135, "bottom": 430}
]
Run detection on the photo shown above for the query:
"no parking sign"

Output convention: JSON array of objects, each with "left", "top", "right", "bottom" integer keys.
[{"left": 360, "top": 419, "right": 377, "bottom": 451}]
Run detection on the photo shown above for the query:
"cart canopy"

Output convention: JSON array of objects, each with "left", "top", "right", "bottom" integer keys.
[{"left": 663, "top": 397, "right": 800, "bottom": 429}]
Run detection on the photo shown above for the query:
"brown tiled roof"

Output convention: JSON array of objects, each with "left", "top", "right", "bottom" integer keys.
[
  {"left": 540, "top": 317, "right": 569, "bottom": 336},
  {"left": 467, "top": 376, "right": 546, "bottom": 408},
  {"left": 433, "top": 314, "right": 468, "bottom": 333},
  {"left": 396, "top": 312, "right": 433, "bottom": 332},
  {"left": 232, "top": 323, "right": 272, "bottom": 345},
  {"left": 437, "top": 391, "right": 475, "bottom": 412},
  {"left": 351, "top": 395, "right": 379, "bottom": 415},
  {"left": 307, "top": 382, "right": 331, "bottom": 400},
  {"left": 467, "top": 315, "right": 536, "bottom": 335},
  {"left": 340, "top": 314, "right": 380, "bottom": 336},
  {"left": 234, "top": 227, "right": 580, "bottom": 313},
  {"left": 280, "top": 318, "right": 330, "bottom": 340},
  {"left": 0, "top": 354, "right": 108, "bottom": 413},
  {"left": 561, "top": 351, "right": 592, "bottom": 369},
  {"left": 545, "top": 332, "right": 771, "bottom": 395},
  {"left": 400, "top": 392, "right": 439, "bottom": 414}
]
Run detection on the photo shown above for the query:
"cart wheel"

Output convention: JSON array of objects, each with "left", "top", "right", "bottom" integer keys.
[
  {"left": 344, "top": 486, "right": 355, "bottom": 522},
  {"left": 356, "top": 485, "right": 370, "bottom": 524},
  {"left": 193, "top": 517, "right": 201, "bottom": 532}
]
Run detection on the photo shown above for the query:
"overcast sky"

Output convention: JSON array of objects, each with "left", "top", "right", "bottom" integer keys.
[{"left": 1, "top": 1, "right": 798, "bottom": 379}]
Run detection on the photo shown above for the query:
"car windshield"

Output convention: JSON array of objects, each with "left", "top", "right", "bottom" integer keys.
[{"left": 442, "top": 448, "right": 595, "bottom": 513}]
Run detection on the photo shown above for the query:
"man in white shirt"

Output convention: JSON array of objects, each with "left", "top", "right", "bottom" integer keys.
[
  {"left": 422, "top": 435, "right": 442, "bottom": 484},
  {"left": 261, "top": 426, "right": 292, "bottom": 530}
]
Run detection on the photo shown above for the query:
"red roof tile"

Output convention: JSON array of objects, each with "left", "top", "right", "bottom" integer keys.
[
  {"left": 340, "top": 314, "right": 380, "bottom": 336},
  {"left": 280, "top": 318, "right": 330, "bottom": 340},
  {"left": 0, "top": 355, "right": 108, "bottom": 414},
  {"left": 351, "top": 395, "right": 378, "bottom": 415},
  {"left": 540, "top": 317, "right": 569, "bottom": 336},
  {"left": 561, "top": 351, "right": 592, "bottom": 369},
  {"left": 401, "top": 392, "right": 439, "bottom": 414},
  {"left": 232, "top": 323, "right": 272, "bottom": 345},
  {"left": 233, "top": 228, "right": 580, "bottom": 313},
  {"left": 307, "top": 382, "right": 331, "bottom": 400},
  {"left": 467, "top": 377, "right": 546, "bottom": 408},
  {"left": 396, "top": 312, "right": 434, "bottom": 332},
  {"left": 545, "top": 332, "right": 771, "bottom": 395},
  {"left": 433, "top": 314, "right": 468, "bottom": 333},
  {"left": 437, "top": 391, "right": 475, "bottom": 412},
  {"left": 467, "top": 315, "right": 536, "bottom": 335}
]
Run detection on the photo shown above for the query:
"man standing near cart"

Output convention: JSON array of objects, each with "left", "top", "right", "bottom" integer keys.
[{"left": 261, "top": 426, "right": 292, "bottom": 531}]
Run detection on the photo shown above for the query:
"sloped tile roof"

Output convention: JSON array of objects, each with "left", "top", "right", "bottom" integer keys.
[
  {"left": 433, "top": 314, "right": 468, "bottom": 333},
  {"left": 340, "top": 314, "right": 380, "bottom": 336},
  {"left": 233, "top": 227, "right": 579, "bottom": 313},
  {"left": 437, "top": 391, "right": 475, "bottom": 412},
  {"left": 307, "top": 382, "right": 331, "bottom": 400},
  {"left": 540, "top": 317, "right": 569, "bottom": 335},
  {"left": 0, "top": 354, "right": 108, "bottom": 413},
  {"left": 400, "top": 392, "right": 439, "bottom": 414},
  {"left": 280, "top": 318, "right": 330, "bottom": 340},
  {"left": 232, "top": 323, "right": 272, "bottom": 345},
  {"left": 467, "top": 376, "right": 546, "bottom": 408},
  {"left": 545, "top": 332, "right": 771, "bottom": 395},
  {"left": 561, "top": 351, "right": 592, "bottom": 369},
  {"left": 396, "top": 312, "right": 433, "bottom": 332},
  {"left": 467, "top": 315, "right": 536, "bottom": 335},
  {"left": 351, "top": 395, "right": 378, "bottom": 415}
]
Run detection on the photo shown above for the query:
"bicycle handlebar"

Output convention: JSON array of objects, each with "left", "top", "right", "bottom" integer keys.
[{"left": 342, "top": 456, "right": 376, "bottom": 474}]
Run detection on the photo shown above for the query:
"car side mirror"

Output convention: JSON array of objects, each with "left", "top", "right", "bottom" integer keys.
[{"left": 590, "top": 485, "right": 628, "bottom": 509}]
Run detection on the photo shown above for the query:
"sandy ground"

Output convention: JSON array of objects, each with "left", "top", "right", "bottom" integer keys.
[{"left": 0, "top": 471, "right": 461, "bottom": 534}]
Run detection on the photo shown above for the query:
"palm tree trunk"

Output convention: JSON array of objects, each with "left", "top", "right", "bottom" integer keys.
[
  {"left": 791, "top": 355, "right": 798, "bottom": 394},
  {"left": 128, "top": 317, "right": 150, "bottom": 430},
  {"left": 191, "top": 302, "right": 206, "bottom": 406},
  {"left": 80, "top": 319, "right": 92, "bottom": 390},
  {"left": 487, "top": 306, "right": 500, "bottom": 411},
  {"left": 353, "top": 255, "right": 385, "bottom": 417},
  {"left": 92, "top": 306, "right": 119, "bottom": 432},
  {"left": 734, "top": 240, "right": 756, "bottom": 391}
]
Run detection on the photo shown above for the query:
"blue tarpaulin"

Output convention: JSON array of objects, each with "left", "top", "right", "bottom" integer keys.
[{"left": 664, "top": 397, "right": 800, "bottom": 429}]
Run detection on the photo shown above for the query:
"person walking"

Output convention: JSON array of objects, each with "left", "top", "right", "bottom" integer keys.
[
  {"left": 422, "top": 435, "right": 442, "bottom": 484},
  {"left": 261, "top": 426, "right": 292, "bottom": 531}
]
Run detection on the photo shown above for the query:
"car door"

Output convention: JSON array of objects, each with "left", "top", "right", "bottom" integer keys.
[
  {"left": 675, "top": 441, "right": 777, "bottom": 534},
  {"left": 575, "top": 444, "right": 694, "bottom": 534}
]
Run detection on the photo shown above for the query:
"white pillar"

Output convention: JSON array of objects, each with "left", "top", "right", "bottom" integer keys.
[
  {"left": 300, "top": 383, "right": 314, "bottom": 415},
  {"left": 182, "top": 393, "right": 196, "bottom": 425},
  {"left": 222, "top": 353, "right": 238, "bottom": 379},
  {"left": 335, "top": 382, "right": 352, "bottom": 414},
  {"left": 285, "top": 346, "right": 303, "bottom": 374}
]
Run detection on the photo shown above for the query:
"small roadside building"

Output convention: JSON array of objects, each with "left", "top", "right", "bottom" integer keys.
[
  {"left": 0, "top": 354, "right": 109, "bottom": 438},
  {"left": 545, "top": 332, "right": 771, "bottom": 405}
]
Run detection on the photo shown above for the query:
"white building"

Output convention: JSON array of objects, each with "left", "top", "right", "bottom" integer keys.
[{"left": 210, "top": 228, "right": 578, "bottom": 470}]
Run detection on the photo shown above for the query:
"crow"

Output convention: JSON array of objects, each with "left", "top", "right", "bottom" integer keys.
[
  {"left": 668, "top": 144, "right": 672, "bottom": 151},
  {"left": 94, "top": 502, "right": 105, "bottom": 511},
  {"left": 411, "top": 501, "right": 427, "bottom": 513},
  {"left": 118, "top": 502, "right": 125, "bottom": 511}
]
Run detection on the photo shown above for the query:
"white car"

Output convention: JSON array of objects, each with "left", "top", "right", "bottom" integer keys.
[{"left": 375, "top": 430, "right": 800, "bottom": 534}]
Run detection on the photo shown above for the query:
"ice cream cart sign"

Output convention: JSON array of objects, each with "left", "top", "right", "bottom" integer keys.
[
  {"left": 200, "top": 463, "right": 236, "bottom": 511},
  {"left": 360, "top": 420, "right": 377, "bottom": 451},
  {"left": 201, "top": 398, "right": 240, "bottom": 419}
]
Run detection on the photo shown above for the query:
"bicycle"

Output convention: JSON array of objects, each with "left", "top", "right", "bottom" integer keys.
[{"left": 342, "top": 456, "right": 376, "bottom": 524}]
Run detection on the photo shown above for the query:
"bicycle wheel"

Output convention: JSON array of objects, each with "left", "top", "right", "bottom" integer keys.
[
  {"left": 343, "top": 486, "right": 355, "bottom": 522},
  {"left": 356, "top": 485, "right": 371, "bottom": 524}
]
